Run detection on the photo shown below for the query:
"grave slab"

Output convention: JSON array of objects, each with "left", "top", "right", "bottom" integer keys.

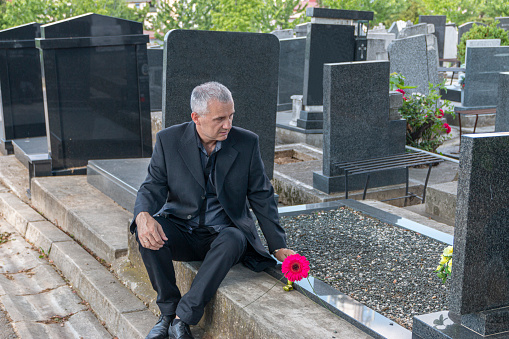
[
  {"left": 147, "top": 46, "right": 163, "bottom": 112},
  {"left": 277, "top": 37, "right": 306, "bottom": 111},
  {"left": 495, "top": 72, "right": 509, "bottom": 132},
  {"left": 419, "top": 15, "right": 446, "bottom": 60}
]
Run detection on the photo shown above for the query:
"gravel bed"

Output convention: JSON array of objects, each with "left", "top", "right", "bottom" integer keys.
[{"left": 278, "top": 206, "right": 449, "bottom": 330}]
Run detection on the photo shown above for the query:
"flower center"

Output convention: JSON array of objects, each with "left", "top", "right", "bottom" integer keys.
[{"left": 291, "top": 263, "right": 300, "bottom": 272}]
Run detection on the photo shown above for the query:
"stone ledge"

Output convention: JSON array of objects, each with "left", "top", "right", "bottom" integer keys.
[
  {"left": 0, "top": 192, "right": 45, "bottom": 236},
  {"left": 425, "top": 181, "right": 458, "bottom": 226},
  {"left": 31, "top": 176, "right": 130, "bottom": 263}
]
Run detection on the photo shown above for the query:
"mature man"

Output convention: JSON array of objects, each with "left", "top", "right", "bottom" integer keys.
[{"left": 131, "top": 82, "right": 295, "bottom": 339}]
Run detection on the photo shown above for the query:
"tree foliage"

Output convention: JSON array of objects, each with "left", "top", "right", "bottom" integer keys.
[
  {"left": 0, "top": 0, "right": 147, "bottom": 30},
  {"left": 457, "top": 21, "right": 509, "bottom": 64}
]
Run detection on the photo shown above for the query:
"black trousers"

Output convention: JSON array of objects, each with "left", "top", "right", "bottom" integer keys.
[{"left": 136, "top": 216, "right": 247, "bottom": 325}]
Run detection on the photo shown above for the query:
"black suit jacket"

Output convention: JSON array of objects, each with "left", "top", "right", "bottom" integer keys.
[{"left": 131, "top": 121, "right": 287, "bottom": 272}]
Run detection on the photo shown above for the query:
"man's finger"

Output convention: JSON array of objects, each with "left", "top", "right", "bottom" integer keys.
[{"left": 156, "top": 223, "right": 168, "bottom": 241}]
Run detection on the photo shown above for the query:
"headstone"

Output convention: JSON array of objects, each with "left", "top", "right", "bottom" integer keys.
[
  {"left": 495, "top": 72, "right": 509, "bottom": 132},
  {"left": 297, "top": 7, "right": 374, "bottom": 130},
  {"left": 163, "top": 29, "right": 279, "bottom": 179},
  {"left": 398, "top": 23, "right": 434, "bottom": 38},
  {"left": 462, "top": 46, "right": 509, "bottom": 107},
  {"left": 35, "top": 13, "right": 152, "bottom": 173},
  {"left": 496, "top": 17, "right": 509, "bottom": 31},
  {"left": 443, "top": 23, "right": 458, "bottom": 59},
  {"left": 367, "top": 38, "right": 388, "bottom": 60},
  {"left": 294, "top": 23, "right": 308, "bottom": 37},
  {"left": 0, "top": 23, "right": 45, "bottom": 155},
  {"left": 464, "top": 39, "right": 501, "bottom": 66},
  {"left": 388, "top": 20, "right": 409, "bottom": 39},
  {"left": 147, "top": 46, "right": 163, "bottom": 112},
  {"left": 272, "top": 29, "right": 294, "bottom": 39},
  {"left": 277, "top": 37, "right": 306, "bottom": 111},
  {"left": 367, "top": 32, "right": 396, "bottom": 50},
  {"left": 388, "top": 34, "right": 439, "bottom": 95},
  {"left": 313, "top": 61, "right": 406, "bottom": 194},
  {"left": 289, "top": 95, "right": 303, "bottom": 126},
  {"left": 458, "top": 22, "right": 486, "bottom": 44},
  {"left": 419, "top": 15, "right": 446, "bottom": 61},
  {"left": 413, "top": 131, "right": 509, "bottom": 338}
]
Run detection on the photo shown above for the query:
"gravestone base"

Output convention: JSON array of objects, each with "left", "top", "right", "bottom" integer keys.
[
  {"left": 296, "top": 106, "right": 324, "bottom": 130},
  {"left": 413, "top": 310, "right": 509, "bottom": 338},
  {"left": 440, "top": 87, "right": 461, "bottom": 103},
  {"left": 313, "top": 169, "right": 406, "bottom": 194},
  {"left": 0, "top": 139, "right": 13, "bottom": 155}
]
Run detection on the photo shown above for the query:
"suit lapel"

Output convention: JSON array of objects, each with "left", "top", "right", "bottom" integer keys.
[
  {"left": 216, "top": 132, "right": 238, "bottom": 196},
  {"left": 178, "top": 122, "right": 206, "bottom": 190}
]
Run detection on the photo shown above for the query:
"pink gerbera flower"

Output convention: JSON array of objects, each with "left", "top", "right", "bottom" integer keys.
[
  {"left": 443, "top": 123, "right": 451, "bottom": 134},
  {"left": 281, "top": 254, "right": 310, "bottom": 282}
]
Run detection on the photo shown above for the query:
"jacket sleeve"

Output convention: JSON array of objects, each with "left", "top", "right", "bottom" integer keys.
[
  {"left": 130, "top": 132, "right": 169, "bottom": 233},
  {"left": 246, "top": 136, "right": 287, "bottom": 253}
]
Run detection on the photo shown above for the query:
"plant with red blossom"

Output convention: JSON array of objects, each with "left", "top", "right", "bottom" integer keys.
[
  {"left": 281, "top": 253, "right": 310, "bottom": 291},
  {"left": 436, "top": 109, "right": 444, "bottom": 118},
  {"left": 443, "top": 123, "right": 451, "bottom": 134}
]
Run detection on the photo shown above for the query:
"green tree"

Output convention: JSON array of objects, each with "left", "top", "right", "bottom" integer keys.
[
  {"left": 457, "top": 21, "right": 509, "bottom": 64},
  {"left": 320, "top": 0, "right": 406, "bottom": 27},
  {"left": 0, "top": 0, "right": 146, "bottom": 30},
  {"left": 211, "top": 0, "right": 263, "bottom": 32},
  {"left": 148, "top": 0, "right": 218, "bottom": 41}
]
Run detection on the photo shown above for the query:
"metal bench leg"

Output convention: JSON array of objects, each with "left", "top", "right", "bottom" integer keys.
[
  {"left": 473, "top": 115, "right": 479, "bottom": 133},
  {"left": 345, "top": 170, "right": 349, "bottom": 199},
  {"left": 422, "top": 163, "right": 433, "bottom": 204},
  {"left": 459, "top": 113, "right": 462, "bottom": 138},
  {"left": 404, "top": 167, "right": 409, "bottom": 207},
  {"left": 363, "top": 174, "right": 370, "bottom": 200}
]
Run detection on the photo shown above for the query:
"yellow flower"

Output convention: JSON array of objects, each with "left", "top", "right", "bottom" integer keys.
[
  {"left": 448, "top": 259, "right": 452, "bottom": 271},
  {"left": 440, "top": 256, "right": 449, "bottom": 265},
  {"left": 436, "top": 265, "right": 442, "bottom": 271},
  {"left": 443, "top": 246, "right": 453, "bottom": 257}
]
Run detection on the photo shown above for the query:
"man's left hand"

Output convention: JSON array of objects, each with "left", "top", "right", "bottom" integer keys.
[{"left": 274, "top": 248, "right": 296, "bottom": 262}]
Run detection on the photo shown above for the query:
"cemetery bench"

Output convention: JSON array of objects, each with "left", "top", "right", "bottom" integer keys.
[
  {"left": 335, "top": 152, "right": 444, "bottom": 205},
  {"left": 437, "top": 66, "right": 464, "bottom": 85},
  {"left": 457, "top": 107, "right": 497, "bottom": 137}
]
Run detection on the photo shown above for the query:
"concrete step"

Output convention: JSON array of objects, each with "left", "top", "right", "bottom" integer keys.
[
  {"left": 0, "top": 186, "right": 157, "bottom": 338},
  {"left": 424, "top": 181, "right": 458, "bottom": 227},
  {"left": 31, "top": 176, "right": 131, "bottom": 263},
  {"left": 360, "top": 199, "right": 454, "bottom": 236}
]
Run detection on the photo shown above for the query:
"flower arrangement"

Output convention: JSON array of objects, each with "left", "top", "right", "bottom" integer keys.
[
  {"left": 435, "top": 246, "right": 453, "bottom": 283},
  {"left": 281, "top": 253, "right": 310, "bottom": 291},
  {"left": 390, "top": 73, "right": 455, "bottom": 152}
]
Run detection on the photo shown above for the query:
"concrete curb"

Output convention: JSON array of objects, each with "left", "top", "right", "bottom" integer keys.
[{"left": 0, "top": 193, "right": 45, "bottom": 236}]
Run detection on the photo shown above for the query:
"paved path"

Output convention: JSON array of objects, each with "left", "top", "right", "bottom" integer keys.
[{"left": 0, "top": 217, "right": 112, "bottom": 339}]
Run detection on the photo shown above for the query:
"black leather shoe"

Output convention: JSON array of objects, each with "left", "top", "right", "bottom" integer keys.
[
  {"left": 146, "top": 314, "right": 175, "bottom": 339},
  {"left": 168, "top": 319, "right": 195, "bottom": 339}
]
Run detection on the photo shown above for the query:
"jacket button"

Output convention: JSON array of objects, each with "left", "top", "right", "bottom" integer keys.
[
  {"left": 201, "top": 195, "right": 205, "bottom": 200},
  {"left": 187, "top": 215, "right": 192, "bottom": 219}
]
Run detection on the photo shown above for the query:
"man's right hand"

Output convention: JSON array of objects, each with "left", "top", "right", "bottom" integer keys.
[{"left": 136, "top": 212, "right": 168, "bottom": 250}]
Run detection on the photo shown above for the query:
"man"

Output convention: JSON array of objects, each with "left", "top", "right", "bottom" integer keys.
[{"left": 131, "top": 82, "right": 295, "bottom": 339}]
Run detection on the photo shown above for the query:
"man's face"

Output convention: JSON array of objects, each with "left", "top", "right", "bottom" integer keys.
[{"left": 192, "top": 99, "right": 235, "bottom": 144}]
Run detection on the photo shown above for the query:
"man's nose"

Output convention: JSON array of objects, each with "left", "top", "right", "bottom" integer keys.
[{"left": 223, "top": 119, "right": 232, "bottom": 129}]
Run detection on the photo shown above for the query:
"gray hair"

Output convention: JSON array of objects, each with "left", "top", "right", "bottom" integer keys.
[{"left": 190, "top": 82, "right": 233, "bottom": 115}]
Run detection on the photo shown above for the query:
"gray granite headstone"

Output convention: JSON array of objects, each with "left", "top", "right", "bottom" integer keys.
[
  {"left": 451, "top": 132, "right": 509, "bottom": 334},
  {"left": 367, "top": 32, "right": 395, "bottom": 50},
  {"left": 272, "top": 29, "right": 294, "bottom": 39},
  {"left": 458, "top": 22, "right": 486, "bottom": 44},
  {"left": 388, "top": 34, "right": 439, "bottom": 95},
  {"left": 496, "top": 17, "right": 509, "bottom": 31},
  {"left": 388, "top": 20, "right": 409, "bottom": 39},
  {"left": 367, "top": 38, "right": 387, "bottom": 61},
  {"left": 163, "top": 29, "right": 278, "bottom": 179},
  {"left": 462, "top": 46, "right": 509, "bottom": 107},
  {"left": 419, "top": 15, "right": 446, "bottom": 60},
  {"left": 412, "top": 132, "right": 509, "bottom": 338},
  {"left": 464, "top": 39, "right": 500, "bottom": 66},
  {"left": 398, "top": 23, "right": 434, "bottom": 38},
  {"left": 443, "top": 23, "right": 458, "bottom": 59},
  {"left": 495, "top": 72, "right": 509, "bottom": 132},
  {"left": 147, "top": 46, "right": 163, "bottom": 112},
  {"left": 294, "top": 23, "right": 308, "bottom": 37},
  {"left": 313, "top": 60, "right": 406, "bottom": 194},
  {"left": 277, "top": 37, "right": 306, "bottom": 111}
]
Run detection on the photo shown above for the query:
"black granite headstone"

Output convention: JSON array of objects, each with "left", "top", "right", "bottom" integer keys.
[
  {"left": 457, "top": 22, "right": 486, "bottom": 44},
  {"left": 496, "top": 17, "right": 509, "bottom": 31},
  {"left": 297, "top": 7, "right": 373, "bottom": 130},
  {"left": 163, "top": 29, "right": 279, "bottom": 179},
  {"left": 413, "top": 132, "right": 509, "bottom": 338},
  {"left": 496, "top": 72, "right": 509, "bottom": 132},
  {"left": 419, "top": 15, "right": 446, "bottom": 60},
  {"left": 147, "top": 46, "right": 163, "bottom": 112},
  {"left": 35, "top": 13, "right": 152, "bottom": 172},
  {"left": 0, "top": 23, "right": 45, "bottom": 155},
  {"left": 313, "top": 61, "right": 406, "bottom": 193},
  {"left": 277, "top": 37, "right": 306, "bottom": 111}
]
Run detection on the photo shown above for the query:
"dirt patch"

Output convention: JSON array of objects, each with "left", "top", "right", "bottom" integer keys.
[
  {"left": 0, "top": 232, "right": 12, "bottom": 245},
  {"left": 274, "top": 150, "right": 317, "bottom": 165}
]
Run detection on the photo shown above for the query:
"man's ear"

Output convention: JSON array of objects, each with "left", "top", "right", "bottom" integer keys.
[{"left": 191, "top": 112, "right": 200, "bottom": 125}]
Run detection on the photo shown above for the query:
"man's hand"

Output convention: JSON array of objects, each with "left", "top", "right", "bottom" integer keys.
[
  {"left": 274, "top": 248, "right": 296, "bottom": 262},
  {"left": 136, "top": 212, "right": 168, "bottom": 250}
]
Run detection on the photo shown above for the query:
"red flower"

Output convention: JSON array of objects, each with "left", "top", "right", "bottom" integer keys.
[
  {"left": 403, "top": 96, "right": 407, "bottom": 101},
  {"left": 281, "top": 254, "right": 310, "bottom": 282},
  {"left": 443, "top": 123, "right": 451, "bottom": 134},
  {"left": 396, "top": 88, "right": 405, "bottom": 95},
  {"left": 436, "top": 109, "right": 444, "bottom": 118}
]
